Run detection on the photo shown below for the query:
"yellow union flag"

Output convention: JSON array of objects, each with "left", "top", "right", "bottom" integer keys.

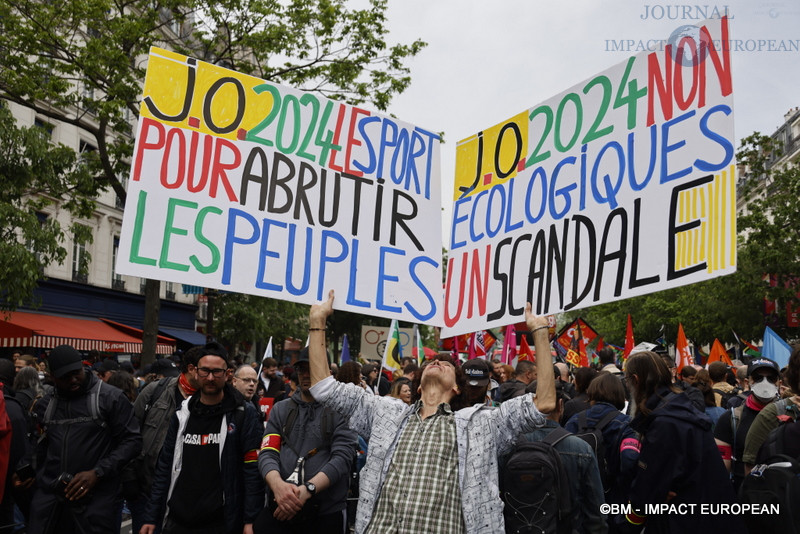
[{"left": 382, "top": 319, "right": 403, "bottom": 371}]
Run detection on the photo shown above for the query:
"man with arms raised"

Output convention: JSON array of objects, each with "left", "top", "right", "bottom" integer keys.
[{"left": 308, "top": 291, "right": 556, "bottom": 534}]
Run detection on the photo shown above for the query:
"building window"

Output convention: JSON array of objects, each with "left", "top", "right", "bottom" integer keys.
[
  {"left": 34, "top": 118, "right": 54, "bottom": 138},
  {"left": 165, "top": 281, "right": 175, "bottom": 300},
  {"left": 112, "top": 236, "right": 125, "bottom": 290},
  {"left": 72, "top": 232, "right": 88, "bottom": 283}
]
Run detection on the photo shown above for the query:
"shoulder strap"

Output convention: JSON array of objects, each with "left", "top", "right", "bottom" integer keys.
[
  {"left": 144, "top": 378, "right": 172, "bottom": 420},
  {"left": 578, "top": 410, "right": 588, "bottom": 430},
  {"left": 595, "top": 410, "right": 619, "bottom": 432},
  {"left": 282, "top": 401, "right": 299, "bottom": 440},
  {"left": 42, "top": 392, "right": 57, "bottom": 426},
  {"left": 542, "top": 426, "right": 571, "bottom": 447}
]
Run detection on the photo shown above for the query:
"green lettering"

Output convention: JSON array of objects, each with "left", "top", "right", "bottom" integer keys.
[
  {"left": 191, "top": 206, "right": 223, "bottom": 273},
  {"left": 129, "top": 191, "right": 157, "bottom": 266},
  {"left": 159, "top": 198, "right": 195, "bottom": 272}
]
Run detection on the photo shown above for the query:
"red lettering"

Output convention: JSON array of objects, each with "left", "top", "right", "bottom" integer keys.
[
  {"left": 160, "top": 127, "right": 186, "bottom": 189},
  {"left": 209, "top": 138, "right": 241, "bottom": 202},
  {"left": 698, "top": 16, "right": 732, "bottom": 107},
  {"left": 133, "top": 117, "right": 166, "bottom": 181},
  {"left": 186, "top": 131, "right": 213, "bottom": 193},
  {"left": 327, "top": 103, "right": 347, "bottom": 171},
  {"left": 345, "top": 107, "right": 370, "bottom": 177},
  {"left": 646, "top": 45, "right": 673, "bottom": 126},
  {"left": 444, "top": 254, "right": 468, "bottom": 327},
  {"left": 674, "top": 36, "right": 698, "bottom": 111},
  {"left": 467, "top": 244, "right": 491, "bottom": 319}
]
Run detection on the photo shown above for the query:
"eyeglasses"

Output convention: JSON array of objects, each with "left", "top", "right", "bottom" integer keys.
[
  {"left": 236, "top": 377, "right": 258, "bottom": 384},
  {"left": 197, "top": 367, "right": 227, "bottom": 378},
  {"left": 752, "top": 374, "right": 778, "bottom": 384}
]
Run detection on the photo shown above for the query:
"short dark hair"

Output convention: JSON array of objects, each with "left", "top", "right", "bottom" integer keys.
[
  {"left": 515, "top": 360, "right": 535, "bottom": 376},
  {"left": 337, "top": 361, "right": 362, "bottom": 386},
  {"left": 573, "top": 367, "right": 599, "bottom": 394},
  {"left": 403, "top": 363, "right": 419, "bottom": 376},
  {"left": 263, "top": 357, "right": 278, "bottom": 368},
  {"left": 587, "top": 372, "right": 626, "bottom": 410},
  {"left": 180, "top": 345, "right": 204, "bottom": 373},
  {"left": 708, "top": 361, "right": 728, "bottom": 382},
  {"left": 598, "top": 347, "right": 616, "bottom": 366},
  {"left": 679, "top": 365, "right": 697, "bottom": 379},
  {"left": 201, "top": 341, "right": 228, "bottom": 360}
]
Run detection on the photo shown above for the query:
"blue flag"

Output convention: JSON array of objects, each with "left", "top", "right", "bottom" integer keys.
[
  {"left": 341, "top": 334, "right": 351, "bottom": 364},
  {"left": 762, "top": 326, "right": 791, "bottom": 368}
]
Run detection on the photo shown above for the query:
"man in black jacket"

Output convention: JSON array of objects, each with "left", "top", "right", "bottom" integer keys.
[
  {"left": 141, "top": 350, "right": 264, "bottom": 534},
  {"left": 256, "top": 349, "right": 356, "bottom": 534},
  {"left": 29, "top": 344, "right": 141, "bottom": 534}
]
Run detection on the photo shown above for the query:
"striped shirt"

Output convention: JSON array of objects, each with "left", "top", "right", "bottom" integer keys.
[{"left": 366, "top": 401, "right": 465, "bottom": 534}]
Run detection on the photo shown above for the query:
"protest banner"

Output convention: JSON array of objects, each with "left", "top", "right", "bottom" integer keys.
[
  {"left": 117, "top": 48, "right": 443, "bottom": 325},
  {"left": 442, "top": 17, "right": 736, "bottom": 336},
  {"left": 361, "top": 324, "right": 415, "bottom": 360}
]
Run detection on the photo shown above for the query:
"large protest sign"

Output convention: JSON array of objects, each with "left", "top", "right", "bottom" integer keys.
[
  {"left": 443, "top": 17, "right": 736, "bottom": 337},
  {"left": 117, "top": 48, "right": 442, "bottom": 325}
]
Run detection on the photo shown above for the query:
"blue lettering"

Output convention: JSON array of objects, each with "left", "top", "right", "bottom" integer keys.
[
  {"left": 694, "top": 104, "right": 733, "bottom": 172},
  {"left": 377, "top": 246, "right": 404, "bottom": 313},
  {"left": 486, "top": 183, "right": 506, "bottom": 238},
  {"left": 317, "top": 230, "right": 348, "bottom": 300},
  {"left": 504, "top": 177, "right": 523, "bottom": 232},
  {"left": 255, "top": 218, "right": 287, "bottom": 292},
  {"left": 660, "top": 109, "right": 696, "bottom": 183},
  {"left": 525, "top": 167, "right": 547, "bottom": 223},
  {"left": 405, "top": 255, "right": 439, "bottom": 321},
  {"left": 450, "top": 197, "right": 471, "bottom": 249},
  {"left": 591, "top": 140, "right": 625, "bottom": 209},
  {"left": 549, "top": 156, "right": 577, "bottom": 220},
  {"left": 628, "top": 126, "right": 657, "bottom": 191},
  {"left": 285, "top": 224, "right": 311, "bottom": 295},
  {"left": 470, "top": 190, "right": 488, "bottom": 242},
  {"left": 346, "top": 238, "right": 370, "bottom": 308},
  {"left": 351, "top": 116, "right": 381, "bottom": 174},
  {"left": 222, "top": 208, "right": 259, "bottom": 285}
]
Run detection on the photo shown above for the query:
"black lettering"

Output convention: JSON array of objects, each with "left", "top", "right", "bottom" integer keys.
[
  {"left": 494, "top": 122, "right": 523, "bottom": 179},
  {"left": 668, "top": 175, "right": 713, "bottom": 280},
  {"left": 240, "top": 147, "right": 269, "bottom": 211},
  {"left": 318, "top": 169, "right": 341, "bottom": 229},
  {"left": 526, "top": 229, "right": 547, "bottom": 314},
  {"left": 341, "top": 172, "right": 371, "bottom": 235},
  {"left": 203, "top": 77, "right": 245, "bottom": 134},
  {"left": 508, "top": 234, "right": 532, "bottom": 316},
  {"left": 390, "top": 189, "right": 423, "bottom": 251},
  {"left": 545, "top": 220, "right": 569, "bottom": 311},
  {"left": 143, "top": 58, "right": 195, "bottom": 121},
  {"left": 294, "top": 162, "right": 317, "bottom": 223},
  {"left": 594, "top": 208, "right": 628, "bottom": 300},
  {"left": 487, "top": 237, "right": 513, "bottom": 321},
  {"left": 267, "top": 152, "right": 295, "bottom": 213},
  {"left": 565, "top": 215, "right": 596, "bottom": 311},
  {"left": 629, "top": 198, "right": 661, "bottom": 288}
]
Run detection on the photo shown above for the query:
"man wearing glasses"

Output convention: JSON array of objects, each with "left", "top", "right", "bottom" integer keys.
[
  {"left": 714, "top": 358, "right": 782, "bottom": 491},
  {"left": 141, "top": 347, "right": 264, "bottom": 534}
]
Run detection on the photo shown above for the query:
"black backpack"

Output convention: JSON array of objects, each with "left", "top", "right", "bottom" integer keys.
[
  {"left": 712, "top": 387, "right": 737, "bottom": 408},
  {"left": 572, "top": 410, "right": 619, "bottom": 491},
  {"left": 739, "top": 453, "right": 800, "bottom": 534},
  {"left": 501, "top": 427, "right": 572, "bottom": 534}
]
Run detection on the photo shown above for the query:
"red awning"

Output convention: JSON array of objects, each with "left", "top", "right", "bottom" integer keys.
[{"left": 0, "top": 311, "right": 175, "bottom": 354}]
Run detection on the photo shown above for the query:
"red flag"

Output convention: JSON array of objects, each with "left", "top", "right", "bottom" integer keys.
[
  {"left": 675, "top": 323, "right": 693, "bottom": 374},
  {"left": 707, "top": 339, "right": 733, "bottom": 366},
  {"left": 596, "top": 337, "right": 604, "bottom": 352},
  {"left": 624, "top": 314, "right": 635, "bottom": 359},
  {"left": 502, "top": 324, "right": 517, "bottom": 365},
  {"left": 518, "top": 336, "right": 533, "bottom": 362}
]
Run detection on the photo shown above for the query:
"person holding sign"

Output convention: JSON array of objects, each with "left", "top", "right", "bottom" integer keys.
[{"left": 308, "top": 290, "right": 555, "bottom": 534}]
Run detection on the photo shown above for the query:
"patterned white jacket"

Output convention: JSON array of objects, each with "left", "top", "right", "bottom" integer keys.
[{"left": 310, "top": 376, "right": 547, "bottom": 534}]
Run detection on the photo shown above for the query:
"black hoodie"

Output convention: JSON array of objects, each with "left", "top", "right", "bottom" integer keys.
[{"left": 629, "top": 387, "right": 746, "bottom": 534}]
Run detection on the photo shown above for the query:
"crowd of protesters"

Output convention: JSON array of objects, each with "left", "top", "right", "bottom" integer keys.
[{"left": 0, "top": 298, "right": 798, "bottom": 533}]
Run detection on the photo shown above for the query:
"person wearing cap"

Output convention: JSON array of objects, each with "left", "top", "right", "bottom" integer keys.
[
  {"left": 141, "top": 344, "right": 264, "bottom": 534},
  {"left": 96, "top": 358, "right": 120, "bottom": 383},
  {"left": 28, "top": 344, "right": 141, "bottom": 534},
  {"left": 307, "top": 291, "right": 556, "bottom": 534},
  {"left": 462, "top": 359, "right": 498, "bottom": 407},
  {"left": 255, "top": 348, "right": 357, "bottom": 534},
  {"left": 742, "top": 347, "right": 800, "bottom": 471},
  {"left": 714, "top": 357, "right": 782, "bottom": 492}
]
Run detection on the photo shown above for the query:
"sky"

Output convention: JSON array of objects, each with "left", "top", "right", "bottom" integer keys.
[{"left": 381, "top": 0, "right": 800, "bottom": 241}]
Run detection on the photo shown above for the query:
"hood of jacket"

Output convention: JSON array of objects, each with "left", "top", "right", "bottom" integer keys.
[{"left": 632, "top": 386, "right": 711, "bottom": 434}]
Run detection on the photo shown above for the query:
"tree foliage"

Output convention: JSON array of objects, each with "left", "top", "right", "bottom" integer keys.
[
  {"left": 0, "top": 0, "right": 425, "bottom": 353},
  {"left": 566, "top": 132, "right": 800, "bottom": 346},
  {"left": 0, "top": 104, "right": 96, "bottom": 310}
]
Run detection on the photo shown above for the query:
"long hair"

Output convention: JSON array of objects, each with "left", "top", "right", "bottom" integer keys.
[
  {"left": 410, "top": 355, "right": 468, "bottom": 411},
  {"left": 13, "top": 366, "right": 43, "bottom": 396},
  {"left": 625, "top": 351, "right": 679, "bottom": 416}
]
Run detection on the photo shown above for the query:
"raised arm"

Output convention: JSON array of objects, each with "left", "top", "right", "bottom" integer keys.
[
  {"left": 310, "top": 290, "right": 335, "bottom": 388},
  {"left": 526, "top": 303, "right": 555, "bottom": 414}
]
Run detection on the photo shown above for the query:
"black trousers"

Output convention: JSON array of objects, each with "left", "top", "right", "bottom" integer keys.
[{"left": 253, "top": 507, "right": 345, "bottom": 534}]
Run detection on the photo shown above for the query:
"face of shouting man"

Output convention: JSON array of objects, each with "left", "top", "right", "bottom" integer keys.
[{"left": 232, "top": 365, "right": 258, "bottom": 400}]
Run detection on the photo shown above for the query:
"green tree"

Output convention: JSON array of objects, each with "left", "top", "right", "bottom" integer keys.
[
  {"left": 0, "top": 104, "right": 96, "bottom": 311},
  {"left": 567, "top": 132, "right": 799, "bottom": 347},
  {"left": 0, "top": 0, "right": 424, "bottom": 362}
]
